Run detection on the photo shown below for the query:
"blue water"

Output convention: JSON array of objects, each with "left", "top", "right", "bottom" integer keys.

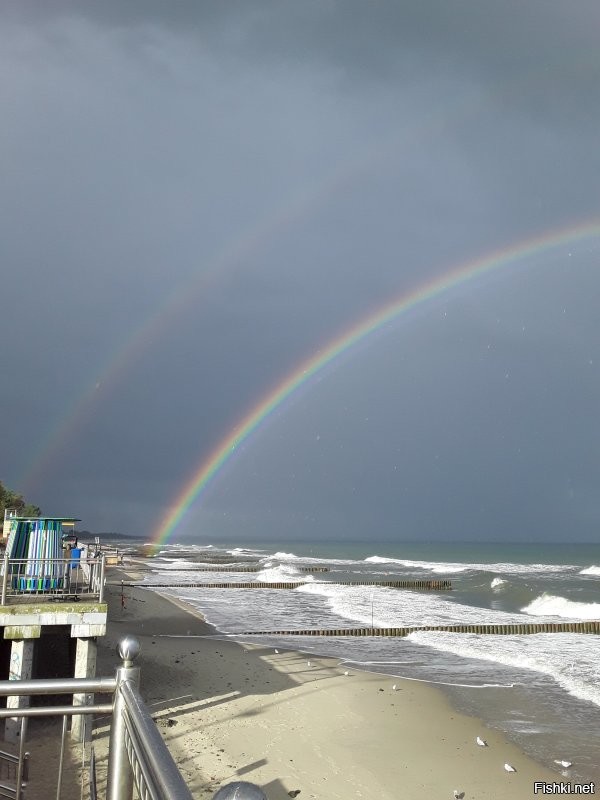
[{"left": 128, "top": 539, "right": 600, "bottom": 783}]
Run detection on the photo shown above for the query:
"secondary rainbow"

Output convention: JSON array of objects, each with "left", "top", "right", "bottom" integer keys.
[
  {"left": 153, "top": 218, "right": 600, "bottom": 545},
  {"left": 17, "top": 79, "right": 531, "bottom": 495},
  {"left": 16, "top": 81, "right": 491, "bottom": 495}
]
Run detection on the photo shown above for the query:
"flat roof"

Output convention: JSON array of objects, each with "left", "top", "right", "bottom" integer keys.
[{"left": 7, "top": 517, "right": 81, "bottom": 522}]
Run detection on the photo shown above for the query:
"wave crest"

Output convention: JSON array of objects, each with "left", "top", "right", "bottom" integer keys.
[
  {"left": 522, "top": 593, "right": 600, "bottom": 620},
  {"left": 580, "top": 566, "right": 600, "bottom": 576}
]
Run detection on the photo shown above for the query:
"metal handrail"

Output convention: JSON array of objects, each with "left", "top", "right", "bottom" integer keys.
[
  {"left": 0, "top": 677, "right": 116, "bottom": 696},
  {"left": 120, "top": 681, "right": 193, "bottom": 800},
  {"left": 0, "top": 553, "right": 106, "bottom": 604},
  {"left": 0, "top": 747, "right": 28, "bottom": 800},
  {"left": 0, "top": 636, "right": 266, "bottom": 800}
]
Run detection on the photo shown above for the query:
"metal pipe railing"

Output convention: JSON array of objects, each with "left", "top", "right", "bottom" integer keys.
[
  {"left": 99, "top": 554, "right": 106, "bottom": 603},
  {"left": 0, "top": 677, "right": 116, "bottom": 695},
  {"left": 0, "top": 555, "right": 106, "bottom": 603},
  {"left": 0, "top": 705, "right": 113, "bottom": 718},
  {"left": 120, "top": 680, "right": 194, "bottom": 800},
  {"left": 0, "top": 636, "right": 267, "bottom": 800},
  {"left": 1, "top": 552, "right": 9, "bottom": 606},
  {"left": 14, "top": 720, "right": 26, "bottom": 800},
  {"left": 0, "top": 735, "right": 28, "bottom": 800},
  {"left": 106, "top": 639, "right": 140, "bottom": 800},
  {"left": 56, "top": 715, "right": 68, "bottom": 800}
]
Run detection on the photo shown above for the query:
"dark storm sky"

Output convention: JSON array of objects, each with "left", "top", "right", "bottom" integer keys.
[{"left": 2, "top": 1, "right": 600, "bottom": 542}]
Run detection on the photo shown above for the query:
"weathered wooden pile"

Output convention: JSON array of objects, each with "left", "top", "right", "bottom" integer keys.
[
  {"left": 238, "top": 620, "right": 600, "bottom": 637},
  {"left": 124, "top": 579, "right": 451, "bottom": 590}
]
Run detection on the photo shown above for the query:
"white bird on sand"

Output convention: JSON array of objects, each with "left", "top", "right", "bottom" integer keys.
[
  {"left": 476, "top": 736, "right": 488, "bottom": 747},
  {"left": 274, "top": 649, "right": 279, "bottom": 654},
  {"left": 307, "top": 661, "right": 311, "bottom": 666},
  {"left": 453, "top": 790, "right": 465, "bottom": 799},
  {"left": 392, "top": 684, "right": 398, "bottom": 691},
  {"left": 554, "top": 760, "right": 572, "bottom": 768},
  {"left": 343, "top": 670, "right": 349, "bottom": 676},
  {"left": 504, "top": 763, "right": 516, "bottom": 773}
]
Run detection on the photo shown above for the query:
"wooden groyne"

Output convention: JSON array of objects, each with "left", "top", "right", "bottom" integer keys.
[
  {"left": 238, "top": 621, "right": 600, "bottom": 637},
  {"left": 122, "top": 564, "right": 329, "bottom": 573},
  {"left": 123, "top": 565, "right": 263, "bottom": 573},
  {"left": 120, "top": 579, "right": 451, "bottom": 590}
]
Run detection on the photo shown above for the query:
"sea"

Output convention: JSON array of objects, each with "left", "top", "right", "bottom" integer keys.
[{"left": 122, "top": 539, "right": 600, "bottom": 783}]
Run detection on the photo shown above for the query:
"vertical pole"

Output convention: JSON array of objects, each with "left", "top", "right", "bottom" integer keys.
[
  {"left": 56, "top": 715, "right": 68, "bottom": 800},
  {"left": 89, "top": 745, "right": 98, "bottom": 800},
  {"left": 1, "top": 550, "right": 9, "bottom": 605},
  {"left": 106, "top": 637, "right": 141, "bottom": 800},
  {"left": 14, "top": 717, "right": 27, "bottom": 800},
  {"left": 99, "top": 555, "right": 106, "bottom": 603}
]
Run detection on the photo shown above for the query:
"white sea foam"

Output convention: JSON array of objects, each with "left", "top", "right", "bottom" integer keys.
[
  {"left": 226, "top": 547, "right": 265, "bottom": 556},
  {"left": 365, "top": 555, "right": 571, "bottom": 575},
  {"left": 256, "top": 565, "right": 313, "bottom": 582},
  {"left": 408, "top": 631, "right": 600, "bottom": 708},
  {"left": 579, "top": 565, "right": 600, "bottom": 576},
  {"left": 271, "top": 551, "right": 298, "bottom": 559},
  {"left": 364, "top": 555, "right": 469, "bottom": 573},
  {"left": 159, "top": 543, "right": 213, "bottom": 551},
  {"left": 297, "top": 582, "right": 531, "bottom": 628},
  {"left": 152, "top": 558, "right": 200, "bottom": 569},
  {"left": 522, "top": 593, "right": 600, "bottom": 620},
  {"left": 491, "top": 577, "right": 507, "bottom": 590}
]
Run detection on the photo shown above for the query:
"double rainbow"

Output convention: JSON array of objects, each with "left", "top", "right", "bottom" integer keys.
[{"left": 152, "top": 218, "right": 600, "bottom": 545}]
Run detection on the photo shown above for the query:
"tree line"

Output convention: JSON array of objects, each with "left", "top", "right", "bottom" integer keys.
[{"left": 0, "top": 481, "right": 41, "bottom": 520}]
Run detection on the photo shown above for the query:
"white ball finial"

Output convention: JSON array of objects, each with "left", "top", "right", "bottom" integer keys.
[
  {"left": 118, "top": 636, "right": 140, "bottom": 665},
  {"left": 212, "top": 782, "right": 267, "bottom": 800}
]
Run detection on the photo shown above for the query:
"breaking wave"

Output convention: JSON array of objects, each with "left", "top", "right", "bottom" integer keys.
[{"left": 522, "top": 594, "right": 600, "bottom": 620}]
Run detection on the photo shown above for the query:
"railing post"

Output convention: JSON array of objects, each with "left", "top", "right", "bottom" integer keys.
[
  {"left": 106, "top": 637, "right": 141, "bottom": 800},
  {"left": 15, "top": 717, "right": 27, "bottom": 800},
  {"left": 1, "top": 551, "right": 9, "bottom": 605},
  {"left": 99, "top": 555, "right": 106, "bottom": 603}
]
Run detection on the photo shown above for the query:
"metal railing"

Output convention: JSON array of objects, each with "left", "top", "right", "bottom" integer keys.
[
  {"left": 0, "top": 637, "right": 266, "bottom": 800},
  {"left": 0, "top": 554, "right": 106, "bottom": 604},
  {"left": 0, "top": 744, "right": 28, "bottom": 800}
]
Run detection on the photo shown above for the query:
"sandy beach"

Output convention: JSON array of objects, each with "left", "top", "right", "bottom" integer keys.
[{"left": 76, "top": 567, "right": 565, "bottom": 800}]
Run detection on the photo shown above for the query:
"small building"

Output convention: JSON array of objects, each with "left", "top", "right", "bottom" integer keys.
[{"left": 0, "top": 514, "right": 107, "bottom": 743}]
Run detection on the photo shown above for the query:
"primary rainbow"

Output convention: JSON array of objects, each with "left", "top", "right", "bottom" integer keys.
[{"left": 152, "top": 218, "right": 600, "bottom": 545}]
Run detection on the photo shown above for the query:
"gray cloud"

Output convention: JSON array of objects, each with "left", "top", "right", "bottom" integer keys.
[{"left": 1, "top": 2, "right": 599, "bottom": 541}]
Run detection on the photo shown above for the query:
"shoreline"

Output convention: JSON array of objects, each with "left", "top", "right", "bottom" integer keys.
[{"left": 95, "top": 570, "right": 563, "bottom": 799}]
